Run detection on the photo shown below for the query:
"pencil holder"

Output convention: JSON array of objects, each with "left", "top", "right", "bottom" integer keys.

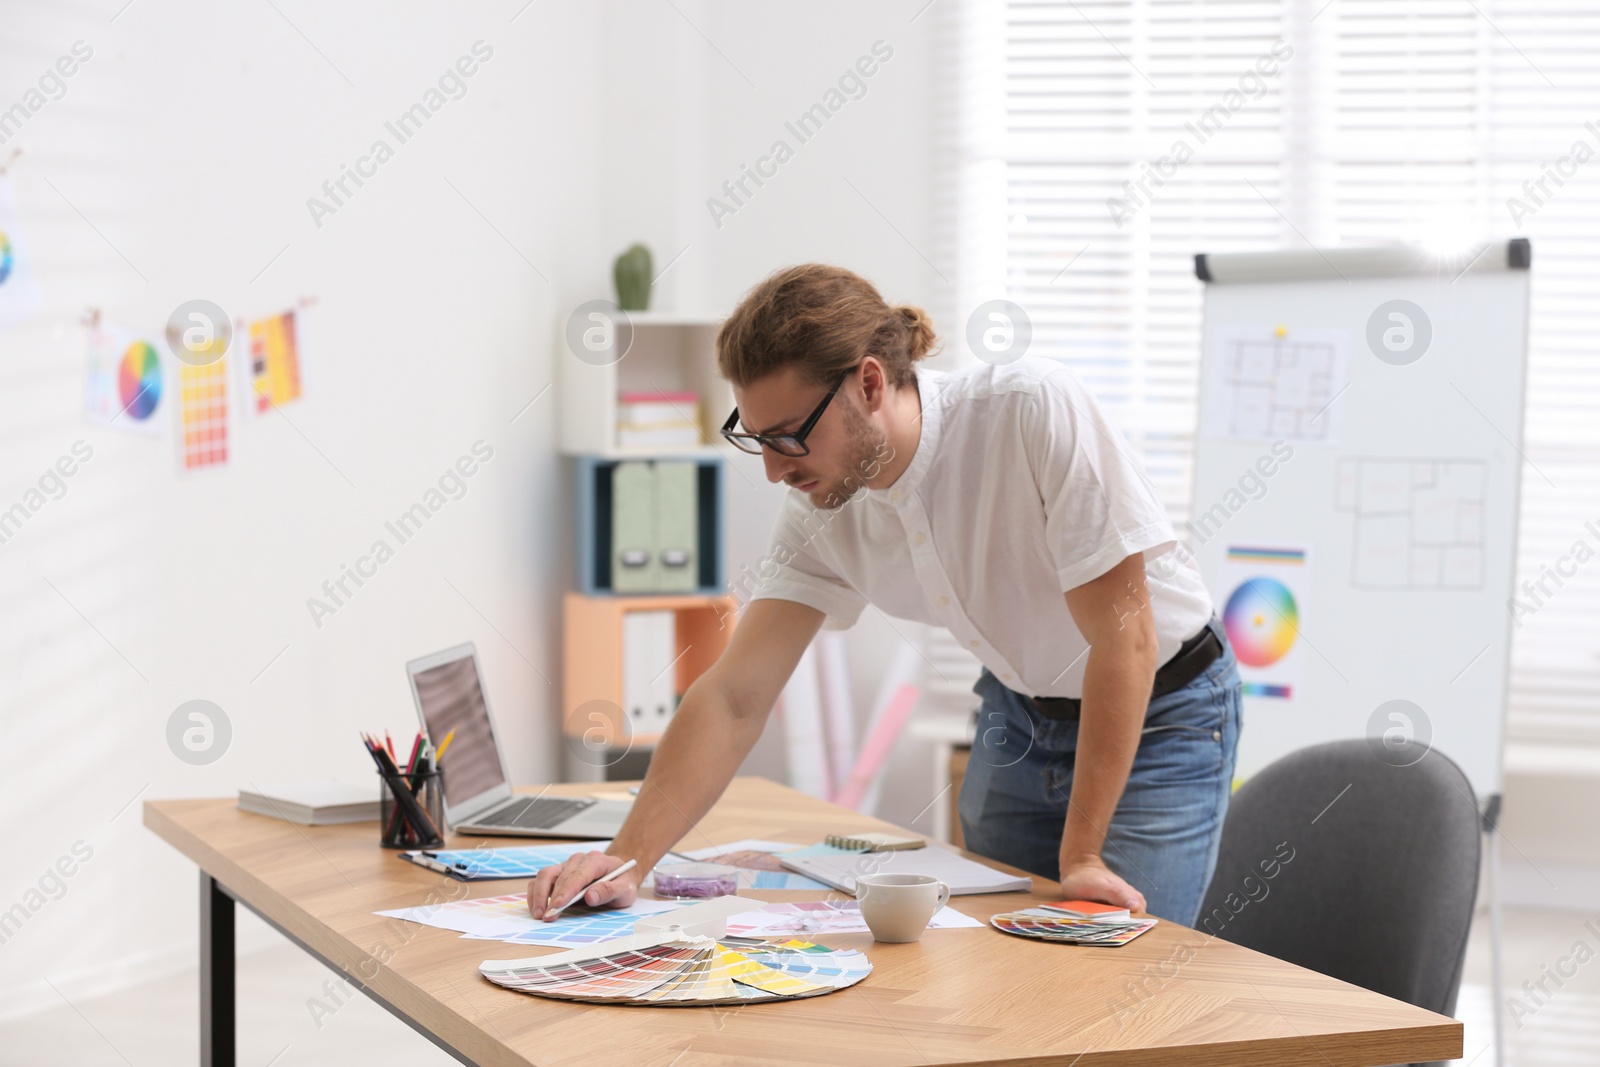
[{"left": 379, "top": 767, "right": 445, "bottom": 849}]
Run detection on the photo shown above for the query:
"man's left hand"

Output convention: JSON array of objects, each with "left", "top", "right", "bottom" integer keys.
[{"left": 1057, "top": 854, "right": 1147, "bottom": 913}]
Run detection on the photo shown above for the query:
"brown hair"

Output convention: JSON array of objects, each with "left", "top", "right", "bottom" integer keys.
[{"left": 715, "top": 264, "right": 937, "bottom": 389}]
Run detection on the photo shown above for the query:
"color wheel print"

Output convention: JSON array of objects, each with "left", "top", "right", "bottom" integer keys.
[
  {"left": 1223, "top": 577, "right": 1299, "bottom": 667},
  {"left": 0, "top": 229, "right": 12, "bottom": 284},
  {"left": 117, "top": 340, "right": 162, "bottom": 420}
]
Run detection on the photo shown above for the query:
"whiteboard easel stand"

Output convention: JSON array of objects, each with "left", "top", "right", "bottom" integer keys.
[
  {"left": 1192, "top": 239, "right": 1530, "bottom": 1066},
  {"left": 1482, "top": 793, "right": 1505, "bottom": 1067}
]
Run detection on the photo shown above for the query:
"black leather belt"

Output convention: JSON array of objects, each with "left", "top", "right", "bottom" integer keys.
[{"left": 1027, "top": 620, "right": 1223, "bottom": 722}]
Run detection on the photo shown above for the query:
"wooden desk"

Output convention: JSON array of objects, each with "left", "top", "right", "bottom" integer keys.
[{"left": 146, "top": 777, "right": 1461, "bottom": 1067}]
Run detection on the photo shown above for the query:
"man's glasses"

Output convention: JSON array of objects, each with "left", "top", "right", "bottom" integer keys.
[{"left": 720, "top": 366, "right": 855, "bottom": 457}]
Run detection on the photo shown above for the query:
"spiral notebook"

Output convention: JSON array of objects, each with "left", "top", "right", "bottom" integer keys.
[{"left": 777, "top": 843, "right": 1031, "bottom": 895}]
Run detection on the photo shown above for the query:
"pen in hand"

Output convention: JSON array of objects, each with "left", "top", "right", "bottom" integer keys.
[{"left": 542, "top": 859, "right": 637, "bottom": 922}]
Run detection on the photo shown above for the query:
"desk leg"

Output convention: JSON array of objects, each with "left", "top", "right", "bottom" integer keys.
[{"left": 201, "top": 872, "right": 235, "bottom": 1067}]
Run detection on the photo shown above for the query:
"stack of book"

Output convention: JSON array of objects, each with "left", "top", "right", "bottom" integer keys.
[
  {"left": 617, "top": 390, "right": 700, "bottom": 448},
  {"left": 237, "top": 780, "right": 378, "bottom": 825}
]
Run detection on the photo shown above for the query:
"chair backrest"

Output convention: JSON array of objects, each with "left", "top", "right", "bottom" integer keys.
[{"left": 1198, "top": 738, "right": 1480, "bottom": 1020}]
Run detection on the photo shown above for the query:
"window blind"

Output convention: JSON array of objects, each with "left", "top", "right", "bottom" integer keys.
[{"left": 958, "top": 0, "right": 1600, "bottom": 750}]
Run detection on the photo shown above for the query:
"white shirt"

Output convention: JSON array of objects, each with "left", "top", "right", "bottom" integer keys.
[{"left": 747, "top": 356, "right": 1214, "bottom": 698}]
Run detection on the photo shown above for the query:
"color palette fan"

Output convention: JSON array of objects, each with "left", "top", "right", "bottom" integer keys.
[
  {"left": 989, "top": 908, "right": 1158, "bottom": 946},
  {"left": 480, "top": 930, "right": 870, "bottom": 1005}
]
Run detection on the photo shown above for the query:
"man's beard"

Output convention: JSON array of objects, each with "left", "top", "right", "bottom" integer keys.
[{"left": 812, "top": 399, "right": 888, "bottom": 511}]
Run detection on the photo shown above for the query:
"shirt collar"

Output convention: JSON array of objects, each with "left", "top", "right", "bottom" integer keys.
[{"left": 879, "top": 364, "right": 943, "bottom": 501}]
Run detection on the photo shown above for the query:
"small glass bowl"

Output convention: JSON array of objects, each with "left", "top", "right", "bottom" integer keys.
[{"left": 651, "top": 861, "right": 738, "bottom": 899}]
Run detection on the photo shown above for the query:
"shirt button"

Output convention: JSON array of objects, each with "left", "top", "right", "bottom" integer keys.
[
  {"left": 1212, "top": 730, "right": 1222, "bottom": 741},
  {"left": 939, "top": 595, "right": 950, "bottom": 606},
  {"left": 1002, "top": 672, "right": 1014, "bottom": 681},
  {"left": 914, "top": 532, "right": 926, "bottom": 545},
  {"left": 969, "top": 640, "right": 979, "bottom": 649}
]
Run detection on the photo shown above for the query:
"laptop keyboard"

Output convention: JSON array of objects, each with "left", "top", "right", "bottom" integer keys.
[{"left": 477, "top": 796, "right": 597, "bottom": 830}]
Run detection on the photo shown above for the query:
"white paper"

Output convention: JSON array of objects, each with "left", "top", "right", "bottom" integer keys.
[
  {"left": 0, "top": 176, "right": 41, "bottom": 332},
  {"left": 1335, "top": 457, "right": 1487, "bottom": 590},
  {"left": 779, "top": 843, "right": 1031, "bottom": 895},
  {"left": 724, "top": 900, "right": 981, "bottom": 937},
  {"left": 673, "top": 839, "right": 830, "bottom": 890},
  {"left": 84, "top": 324, "right": 166, "bottom": 437},
  {"left": 679, "top": 839, "right": 804, "bottom": 858},
  {"left": 378, "top": 892, "right": 682, "bottom": 941},
  {"left": 1218, "top": 544, "right": 1312, "bottom": 702},
  {"left": 1202, "top": 327, "right": 1349, "bottom": 445}
]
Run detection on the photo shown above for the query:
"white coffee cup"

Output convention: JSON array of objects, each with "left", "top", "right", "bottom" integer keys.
[{"left": 855, "top": 873, "right": 951, "bottom": 943}]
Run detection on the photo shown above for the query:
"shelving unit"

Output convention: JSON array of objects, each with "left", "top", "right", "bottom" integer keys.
[
  {"left": 561, "top": 592, "right": 739, "bottom": 782},
  {"left": 557, "top": 310, "right": 737, "bottom": 783},
  {"left": 557, "top": 312, "right": 734, "bottom": 458}
]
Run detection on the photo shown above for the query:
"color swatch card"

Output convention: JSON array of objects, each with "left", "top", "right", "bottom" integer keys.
[
  {"left": 399, "top": 840, "right": 613, "bottom": 881},
  {"left": 1039, "top": 899, "right": 1130, "bottom": 920},
  {"left": 377, "top": 892, "right": 685, "bottom": 947},
  {"left": 725, "top": 900, "right": 981, "bottom": 937},
  {"left": 177, "top": 353, "right": 229, "bottom": 470},
  {"left": 246, "top": 307, "right": 304, "bottom": 415},
  {"left": 989, "top": 907, "right": 1158, "bottom": 946},
  {"left": 487, "top": 902, "right": 690, "bottom": 947},
  {"left": 480, "top": 931, "right": 870, "bottom": 1006}
]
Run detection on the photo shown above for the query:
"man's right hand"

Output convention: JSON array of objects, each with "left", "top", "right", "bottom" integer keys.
[{"left": 527, "top": 850, "right": 639, "bottom": 920}]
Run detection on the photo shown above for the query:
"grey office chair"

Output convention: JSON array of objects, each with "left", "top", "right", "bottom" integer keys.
[{"left": 1197, "top": 738, "right": 1480, "bottom": 1067}]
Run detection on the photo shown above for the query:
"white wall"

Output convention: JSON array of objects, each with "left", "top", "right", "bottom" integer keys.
[
  {"left": 593, "top": 2, "right": 960, "bottom": 812},
  {"left": 0, "top": 0, "right": 614, "bottom": 1016},
  {"left": 688, "top": 4, "right": 960, "bottom": 812},
  {"left": 0, "top": 0, "right": 957, "bottom": 1018}
]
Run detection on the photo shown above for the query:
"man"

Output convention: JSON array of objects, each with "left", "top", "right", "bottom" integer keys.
[{"left": 531, "top": 264, "right": 1242, "bottom": 925}]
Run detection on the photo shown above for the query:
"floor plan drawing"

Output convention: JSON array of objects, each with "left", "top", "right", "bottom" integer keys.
[{"left": 1335, "top": 457, "right": 1488, "bottom": 590}]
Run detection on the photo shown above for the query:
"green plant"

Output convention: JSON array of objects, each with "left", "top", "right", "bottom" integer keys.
[{"left": 613, "top": 244, "right": 653, "bottom": 311}]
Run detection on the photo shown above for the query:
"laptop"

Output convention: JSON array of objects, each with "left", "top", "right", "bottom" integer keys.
[{"left": 406, "top": 643, "right": 633, "bottom": 837}]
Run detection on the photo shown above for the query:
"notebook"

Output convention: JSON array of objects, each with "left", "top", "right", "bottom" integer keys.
[
  {"left": 823, "top": 832, "right": 924, "bottom": 851},
  {"left": 777, "top": 843, "right": 1031, "bottom": 895}
]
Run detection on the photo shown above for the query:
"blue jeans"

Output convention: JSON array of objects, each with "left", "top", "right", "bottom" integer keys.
[{"left": 957, "top": 615, "right": 1242, "bottom": 927}]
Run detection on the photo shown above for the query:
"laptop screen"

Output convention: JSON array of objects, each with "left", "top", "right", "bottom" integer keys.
[{"left": 412, "top": 652, "right": 506, "bottom": 809}]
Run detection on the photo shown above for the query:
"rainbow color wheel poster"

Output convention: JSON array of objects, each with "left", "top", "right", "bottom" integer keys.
[
  {"left": 1224, "top": 577, "right": 1298, "bottom": 667},
  {"left": 0, "top": 176, "right": 41, "bottom": 330},
  {"left": 84, "top": 325, "right": 164, "bottom": 436},
  {"left": 118, "top": 340, "right": 163, "bottom": 421},
  {"left": 1220, "top": 545, "right": 1310, "bottom": 701}
]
